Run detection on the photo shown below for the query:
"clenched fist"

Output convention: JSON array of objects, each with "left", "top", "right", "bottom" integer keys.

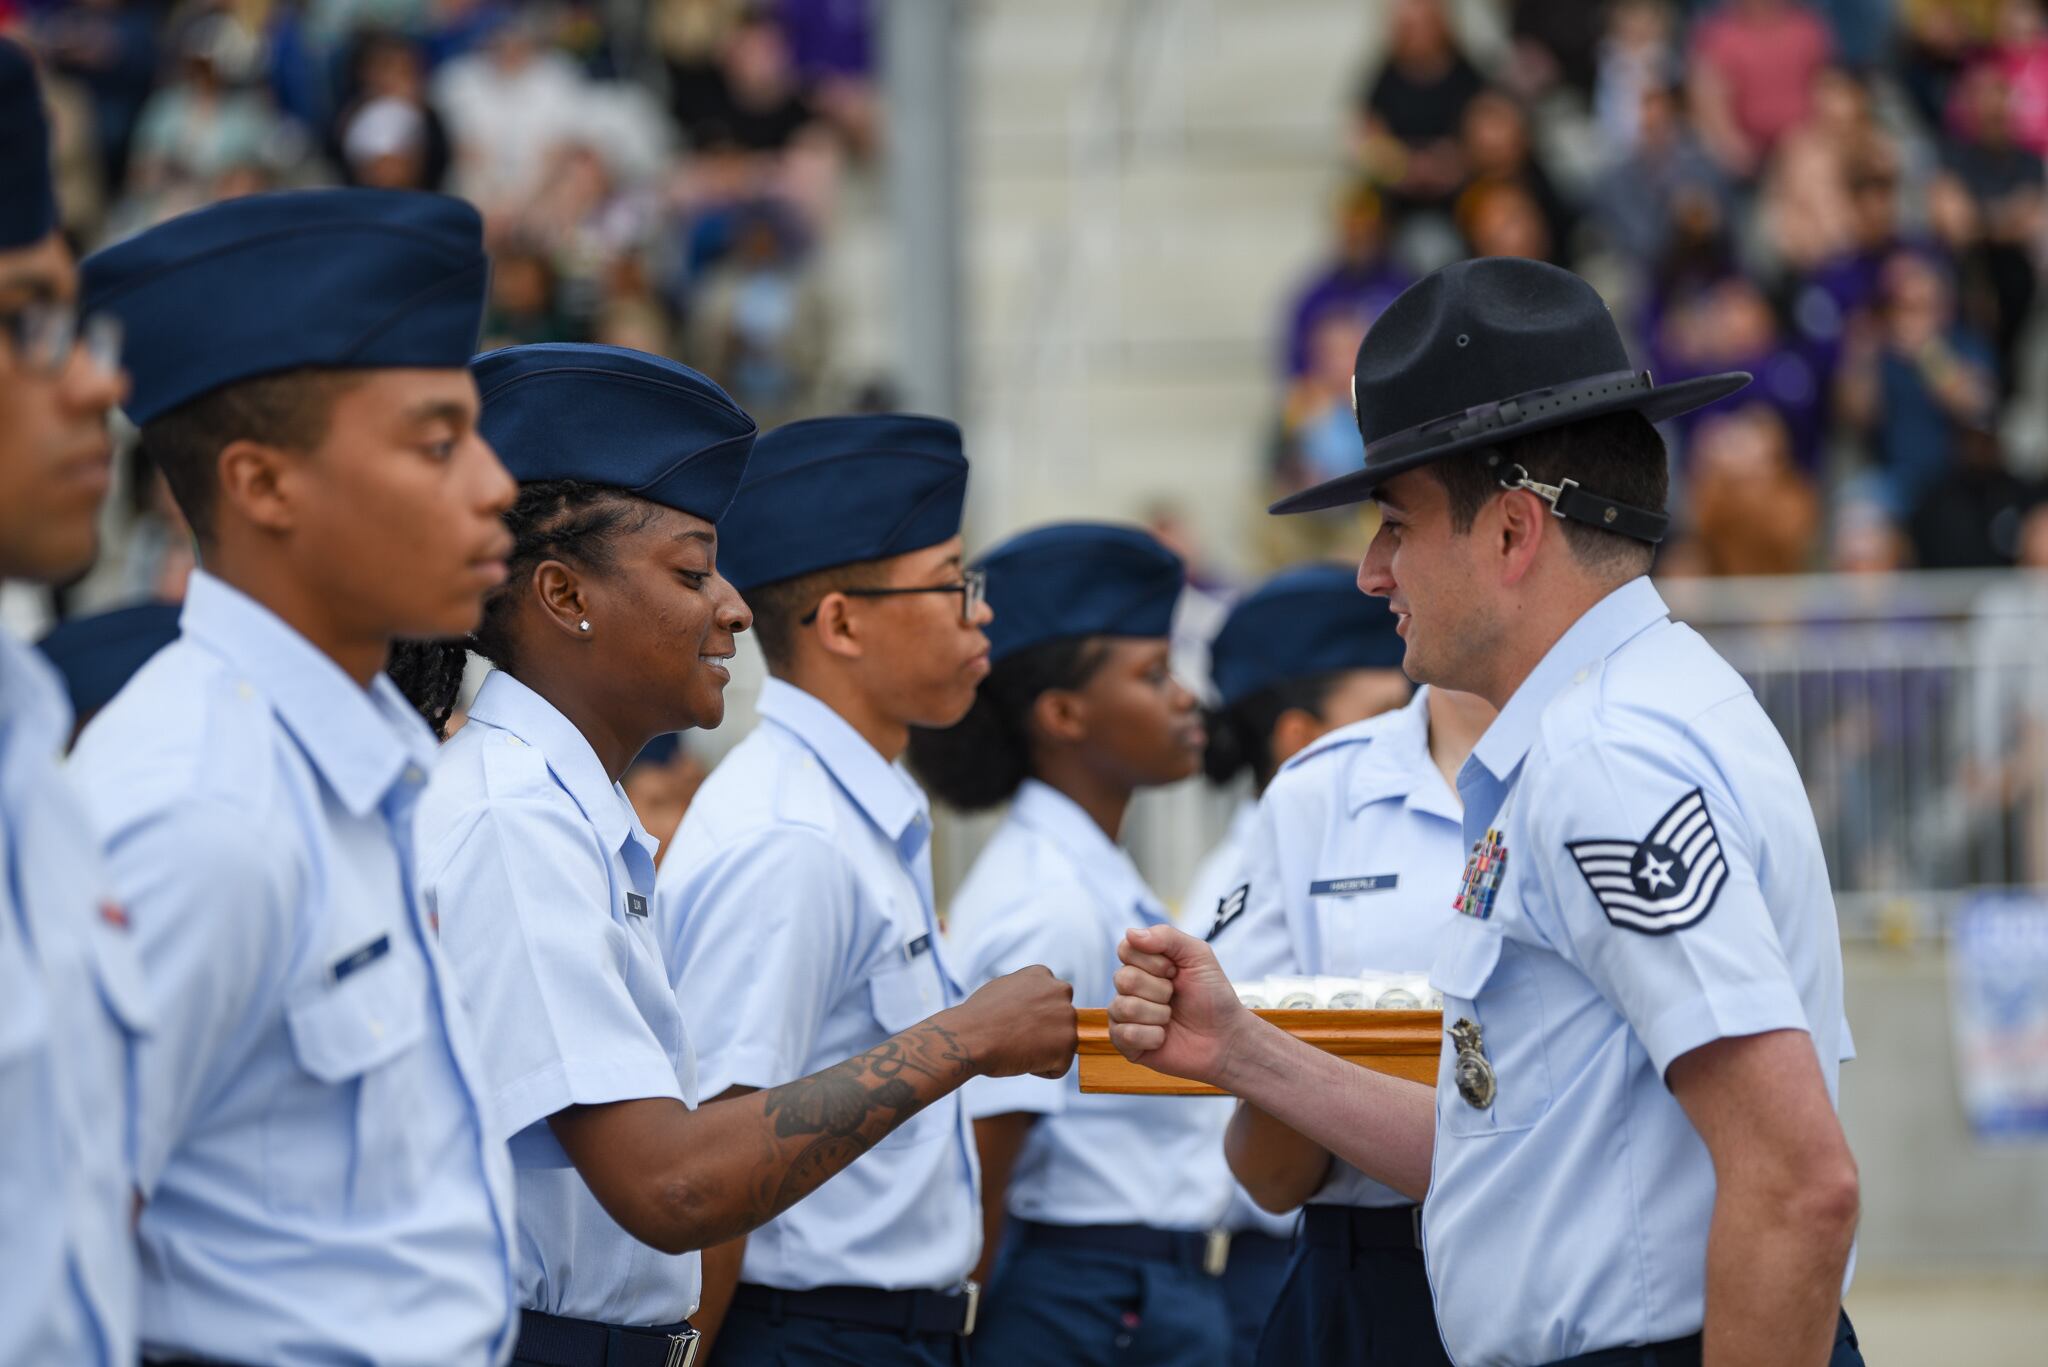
[
  {"left": 946, "top": 965, "right": 1077, "bottom": 1079},
  {"left": 1108, "top": 923, "right": 1250, "bottom": 1089}
]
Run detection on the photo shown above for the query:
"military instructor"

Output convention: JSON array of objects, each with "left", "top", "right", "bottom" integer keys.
[{"left": 1109, "top": 258, "right": 1862, "bottom": 1367}]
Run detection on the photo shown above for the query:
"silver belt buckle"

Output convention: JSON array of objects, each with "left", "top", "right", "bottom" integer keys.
[
  {"left": 959, "top": 1279, "right": 981, "bottom": 1337},
  {"left": 666, "top": 1327, "right": 701, "bottom": 1367}
]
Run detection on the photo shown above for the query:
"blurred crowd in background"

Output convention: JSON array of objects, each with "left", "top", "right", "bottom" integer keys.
[
  {"left": 2, "top": 0, "right": 883, "bottom": 621},
  {"left": 12, "top": 0, "right": 2048, "bottom": 607},
  {"left": 1266, "top": 0, "right": 2048, "bottom": 582}
]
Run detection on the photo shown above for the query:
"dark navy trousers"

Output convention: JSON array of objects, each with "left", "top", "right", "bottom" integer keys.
[
  {"left": 970, "top": 1226, "right": 1232, "bottom": 1367},
  {"left": 1215, "top": 1231, "right": 1292, "bottom": 1366},
  {"left": 1254, "top": 1207, "right": 1450, "bottom": 1367},
  {"left": 711, "top": 1301, "right": 967, "bottom": 1366}
]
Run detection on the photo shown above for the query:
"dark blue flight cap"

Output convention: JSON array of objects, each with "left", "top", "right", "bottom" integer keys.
[
  {"left": 0, "top": 38, "right": 58, "bottom": 250},
  {"left": 977, "top": 522, "right": 1184, "bottom": 664},
  {"left": 715, "top": 414, "right": 969, "bottom": 592},
  {"left": 80, "top": 188, "right": 490, "bottom": 425},
  {"left": 473, "top": 344, "right": 756, "bottom": 523},
  {"left": 37, "top": 602, "right": 183, "bottom": 720},
  {"left": 1208, "top": 562, "right": 1405, "bottom": 708}
]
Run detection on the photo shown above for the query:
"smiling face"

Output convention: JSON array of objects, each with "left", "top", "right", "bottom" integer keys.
[
  {"left": 574, "top": 505, "right": 754, "bottom": 731},
  {"left": 0, "top": 232, "right": 127, "bottom": 583},
  {"left": 1360, "top": 467, "right": 1503, "bottom": 694}
]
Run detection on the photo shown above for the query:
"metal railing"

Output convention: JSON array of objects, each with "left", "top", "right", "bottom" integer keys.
[{"left": 1104, "top": 571, "right": 2048, "bottom": 943}]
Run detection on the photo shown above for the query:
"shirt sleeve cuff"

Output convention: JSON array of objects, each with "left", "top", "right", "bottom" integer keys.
[
  {"left": 1639, "top": 980, "right": 1813, "bottom": 1079},
  {"left": 692, "top": 1044, "right": 797, "bottom": 1102},
  {"left": 494, "top": 1049, "right": 686, "bottom": 1142},
  {"left": 965, "top": 1070, "right": 1067, "bottom": 1120}
]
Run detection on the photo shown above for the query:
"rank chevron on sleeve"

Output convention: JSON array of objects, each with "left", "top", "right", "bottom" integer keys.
[{"left": 1565, "top": 787, "right": 1729, "bottom": 935}]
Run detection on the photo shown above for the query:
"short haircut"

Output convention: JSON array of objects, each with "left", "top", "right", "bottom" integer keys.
[
  {"left": 745, "top": 557, "right": 885, "bottom": 674},
  {"left": 1427, "top": 410, "right": 1667, "bottom": 579},
  {"left": 135, "top": 368, "right": 356, "bottom": 542}
]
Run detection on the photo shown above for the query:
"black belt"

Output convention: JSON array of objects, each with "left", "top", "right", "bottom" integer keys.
[
  {"left": 1303, "top": 1202, "right": 1423, "bottom": 1252},
  {"left": 1537, "top": 1310, "right": 1858, "bottom": 1366},
  {"left": 732, "top": 1281, "right": 981, "bottom": 1337},
  {"left": 1014, "top": 1218, "right": 1217, "bottom": 1271},
  {"left": 514, "top": 1309, "right": 700, "bottom": 1367}
]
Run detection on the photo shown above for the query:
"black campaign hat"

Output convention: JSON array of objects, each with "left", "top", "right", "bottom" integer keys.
[{"left": 1270, "top": 258, "right": 1750, "bottom": 541}]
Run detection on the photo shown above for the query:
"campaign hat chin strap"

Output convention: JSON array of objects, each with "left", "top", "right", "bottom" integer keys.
[{"left": 1489, "top": 454, "right": 1670, "bottom": 545}]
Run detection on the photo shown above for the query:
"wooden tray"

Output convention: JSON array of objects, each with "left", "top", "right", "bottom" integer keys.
[{"left": 1075, "top": 1008, "right": 1442, "bottom": 1096}]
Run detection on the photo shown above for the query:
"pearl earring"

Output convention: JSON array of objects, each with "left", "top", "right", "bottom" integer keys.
[{"left": 579, "top": 620, "right": 591, "bottom": 632}]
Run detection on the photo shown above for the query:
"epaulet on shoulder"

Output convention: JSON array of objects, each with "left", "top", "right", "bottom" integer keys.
[
  {"left": 1276, "top": 713, "right": 1384, "bottom": 777},
  {"left": 1535, "top": 654, "right": 1611, "bottom": 757},
  {"left": 181, "top": 668, "right": 278, "bottom": 810},
  {"left": 476, "top": 727, "right": 556, "bottom": 800},
  {"left": 768, "top": 747, "right": 839, "bottom": 833}
]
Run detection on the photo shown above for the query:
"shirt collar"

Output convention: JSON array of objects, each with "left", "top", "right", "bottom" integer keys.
[
  {"left": 178, "top": 569, "right": 435, "bottom": 817},
  {"left": 756, "top": 676, "right": 931, "bottom": 859},
  {"left": 1009, "top": 778, "right": 1167, "bottom": 924},
  {"left": 465, "top": 670, "right": 656, "bottom": 863},
  {"left": 1464, "top": 576, "right": 1670, "bottom": 790},
  {"left": 1346, "top": 685, "right": 1461, "bottom": 822}
]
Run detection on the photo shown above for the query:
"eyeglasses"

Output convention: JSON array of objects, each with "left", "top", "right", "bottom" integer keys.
[
  {"left": 0, "top": 301, "right": 123, "bottom": 380},
  {"left": 801, "top": 567, "right": 987, "bottom": 626}
]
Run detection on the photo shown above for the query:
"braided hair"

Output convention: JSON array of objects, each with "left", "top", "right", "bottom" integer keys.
[
  {"left": 905, "top": 637, "right": 1109, "bottom": 812},
  {"left": 388, "top": 480, "right": 657, "bottom": 737}
]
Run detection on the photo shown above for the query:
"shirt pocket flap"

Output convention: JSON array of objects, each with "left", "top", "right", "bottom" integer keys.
[
  {"left": 90, "top": 921, "right": 154, "bottom": 1037},
  {"left": 868, "top": 958, "right": 943, "bottom": 1033},
  {"left": 1430, "top": 917, "right": 1503, "bottom": 1002},
  {"left": 285, "top": 950, "right": 429, "bottom": 1083}
]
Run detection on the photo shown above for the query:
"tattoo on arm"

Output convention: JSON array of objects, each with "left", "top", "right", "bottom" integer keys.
[{"left": 751, "top": 1020, "right": 977, "bottom": 1214}]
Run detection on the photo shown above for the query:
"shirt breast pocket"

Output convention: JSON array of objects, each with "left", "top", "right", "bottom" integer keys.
[
  {"left": 276, "top": 936, "right": 432, "bottom": 1214},
  {"left": 1432, "top": 919, "right": 1555, "bottom": 1138},
  {"left": 865, "top": 957, "right": 948, "bottom": 1149}
]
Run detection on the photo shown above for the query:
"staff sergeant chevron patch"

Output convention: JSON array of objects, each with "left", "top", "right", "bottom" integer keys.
[
  {"left": 1206, "top": 883, "right": 1250, "bottom": 942},
  {"left": 1565, "top": 788, "right": 1729, "bottom": 935}
]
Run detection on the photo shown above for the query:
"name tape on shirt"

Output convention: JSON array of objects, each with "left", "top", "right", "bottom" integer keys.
[
  {"left": 1205, "top": 884, "right": 1250, "bottom": 942},
  {"left": 330, "top": 933, "right": 391, "bottom": 984},
  {"left": 625, "top": 892, "right": 650, "bottom": 918},
  {"left": 1565, "top": 787, "right": 1729, "bottom": 935},
  {"left": 1309, "top": 874, "right": 1399, "bottom": 897},
  {"left": 904, "top": 933, "right": 932, "bottom": 961}
]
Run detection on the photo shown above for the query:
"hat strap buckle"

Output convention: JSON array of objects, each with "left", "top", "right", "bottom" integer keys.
[{"left": 1493, "top": 460, "right": 1671, "bottom": 545}]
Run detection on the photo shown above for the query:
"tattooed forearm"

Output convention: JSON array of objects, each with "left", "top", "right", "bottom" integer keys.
[{"left": 748, "top": 1019, "right": 980, "bottom": 1217}]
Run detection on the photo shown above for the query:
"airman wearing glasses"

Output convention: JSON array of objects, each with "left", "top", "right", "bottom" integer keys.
[
  {"left": 655, "top": 414, "right": 1077, "bottom": 1365},
  {"left": 0, "top": 37, "right": 144, "bottom": 1367}
]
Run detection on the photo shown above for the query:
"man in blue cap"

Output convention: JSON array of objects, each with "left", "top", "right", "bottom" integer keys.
[
  {"left": 69, "top": 188, "right": 524, "bottom": 1366},
  {"left": 1109, "top": 257, "right": 1863, "bottom": 1367},
  {"left": 0, "top": 35, "right": 149, "bottom": 1367},
  {"left": 655, "top": 414, "right": 1076, "bottom": 1364},
  {"left": 1196, "top": 564, "right": 1495, "bottom": 1367}
]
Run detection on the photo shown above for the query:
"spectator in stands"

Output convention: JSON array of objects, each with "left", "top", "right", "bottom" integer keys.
[
  {"left": 652, "top": 0, "right": 751, "bottom": 146},
  {"left": 1933, "top": 63, "right": 2043, "bottom": 396},
  {"left": 1763, "top": 68, "right": 1888, "bottom": 277},
  {"left": 1353, "top": 0, "right": 1483, "bottom": 233},
  {"left": 1990, "top": 0, "right": 2048, "bottom": 154},
  {"left": 1280, "top": 182, "right": 1408, "bottom": 377},
  {"left": 1456, "top": 88, "right": 1575, "bottom": 258},
  {"left": 1830, "top": 496, "right": 1916, "bottom": 573},
  {"left": 1504, "top": 0, "right": 1603, "bottom": 99},
  {"left": 330, "top": 28, "right": 451, "bottom": 191},
  {"left": 1836, "top": 250, "right": 1998, "bottom": 524},
  {"left": 1281, "top": 309, "right": 1373, "bottom": 491},
  {"left": 482, "top": 236, "right": 576, "bottom": 348},
  {"left": 1793, "top": 145, "right": 1911, "bottom": 367},
  {"left": 1899, "top": 0, "right": 2005, "bottom": 128},
  {"left": 780, "top": 0, "right": 878, "bottom": 157},
  {"left": 37, "top": 0, "right": 158, "bottom": 190},
  {"left": 1457, "top": 179, "right": 1555, "bottom": 261},
  {"left": 1682, "top": 406, "right": 1823, "bottom": 576},
  {"left": 1654, "top": 276, "right": 1828, "bottom": 473},
  {"left": 122, "top": 12, "right": 305, "bottom": 225},
  {"left": 1594, "top": 0, "right": 1680, "bottom": 155},
  {"left": 688, "top": 8, "right": 823, "bottom": 154},
  {"left": 1688, "top": 0, "right": 1835, "bottom": 180},
  {"left": 1591, "top": 81, "right": 1730, "bottom": 268},
  {"left": 434, "top": 6, "right": 591, "bottom": 214},
  {"left": 1908, "top": 427, "right": 2041, "bottom": 568},
  {"left": 687, "top": 201, "right": 830, "bottom": 425}
]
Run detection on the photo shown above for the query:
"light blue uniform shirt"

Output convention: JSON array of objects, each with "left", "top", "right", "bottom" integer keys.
[
  {"left": 952, "top": 779, "right": 1233, "bottom": 1232},
  {"left": 417, "top": 671, "right": 702, "bottom": 1327},
  {"left": 1180, "top": 799, "right": 1295, "bottom": 1243},
  {"left": 1424, "top": 577, "right": 1853, "bottom": 1367},
  {"left": 1214, "top": 688, "right": 1463, "bottom": 1211},
  {"left": 656, "top": 677, "right": 980, "bottom": 1292},
  {"left": 70, "top": 570, "right": 519, "bottom": 1367},
  {"left": 0, "top": 627, "right": 147, "bottom": 1366}
]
